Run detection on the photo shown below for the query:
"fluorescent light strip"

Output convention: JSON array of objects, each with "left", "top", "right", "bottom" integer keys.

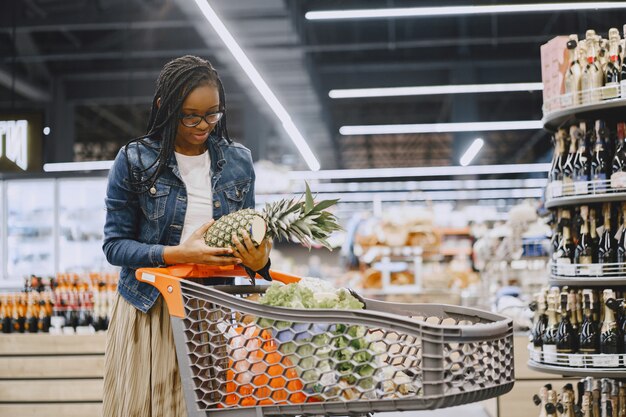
[
  {"left": 340, "top": 120, "right": 543, "bottom": 135},
  {"left": 460, "top": 138, "right": 485, "bottom": 167},
  {"left": 258, "top": 188, "right": 544, "bottom": 203},
  {"left": 329, "top": 82, "right": 543, "bottom": 99},
  {"left": 305, "top": 2, "right": 626, "bottom": 20},
  {"left": 289, "top": 163, "right": 551, "bottom": 181},
  {"left": 43, "top": 160, "right": 114, "bottom": 172},
  {"left": 192, "top": 0, "right": 320, "bottom": 171}
]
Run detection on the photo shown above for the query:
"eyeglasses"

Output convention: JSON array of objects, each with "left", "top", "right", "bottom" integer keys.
[{"left": 179, "top": 111, "right": 224, "bottom": 127}]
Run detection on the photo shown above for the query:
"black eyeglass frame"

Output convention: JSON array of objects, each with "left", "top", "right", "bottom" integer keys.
[{"left": 179, "top": 111, "right": 224, "bottom": 128}]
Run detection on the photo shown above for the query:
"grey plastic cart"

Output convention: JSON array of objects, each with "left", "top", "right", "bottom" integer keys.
[{"left": 136, "top": 264, "right": 514, "bottom": 417}]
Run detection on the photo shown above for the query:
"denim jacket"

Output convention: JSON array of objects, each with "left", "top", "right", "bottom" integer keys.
[{"left": 102, "top": 135, "right": 255, "bottom": 313}]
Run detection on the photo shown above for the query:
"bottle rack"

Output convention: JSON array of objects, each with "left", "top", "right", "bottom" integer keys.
[
  {"left": 545, "top": 179, "right": 626, "bottom": 209},
  {"left": 549, "top": 261, "right": 626, "bottom": 286},
  {"left": 528, "top": 90, "right": 626, "bottom": 379}
]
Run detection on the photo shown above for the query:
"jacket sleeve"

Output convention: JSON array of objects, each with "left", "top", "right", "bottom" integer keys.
[{"left": 102, "top": 148, "right": 166, "bottom": 269}]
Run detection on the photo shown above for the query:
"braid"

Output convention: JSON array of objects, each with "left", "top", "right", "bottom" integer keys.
[{"left": 123, "top": 55, "right": 231, "bottom": 193}]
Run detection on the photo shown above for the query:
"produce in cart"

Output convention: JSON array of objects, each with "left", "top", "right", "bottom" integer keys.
[{"left": 255, "top": 277, "right": 421, "bottom": 400}]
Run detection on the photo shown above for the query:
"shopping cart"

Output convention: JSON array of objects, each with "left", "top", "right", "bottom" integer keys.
[{"left": 136, "top": 264, "right": 515, "bottom": 417}]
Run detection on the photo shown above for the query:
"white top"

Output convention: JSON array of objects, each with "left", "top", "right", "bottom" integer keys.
[{"left": 175, "top": 150, "right": 213, "bottom": 243}]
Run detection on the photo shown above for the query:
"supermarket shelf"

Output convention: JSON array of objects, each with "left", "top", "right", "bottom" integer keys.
[
  {"left": 528, "top": 360, "right": 626, "bottom": 378},
  {"left": 527, "top": 344, "right": 626, "bottom": 377},
  {"left": 545, "top": 185, "right": 626, "bottom": 209},
  {"left": 549, "top": 261, "right": 626, "bottom": 286},
  {"left": 542, "top": 94, "right": 626, "bottom": 131}
]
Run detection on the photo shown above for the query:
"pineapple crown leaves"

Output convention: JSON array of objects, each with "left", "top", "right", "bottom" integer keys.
[{"left": 261, "top": 182, "right": 342, "bottom": 250}]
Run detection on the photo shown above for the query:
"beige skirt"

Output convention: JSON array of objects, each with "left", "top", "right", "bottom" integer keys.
[{"left": 102, "top": 293, "right": 187, "bottom": 417}]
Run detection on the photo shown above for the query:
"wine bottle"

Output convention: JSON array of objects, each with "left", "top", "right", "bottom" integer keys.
[
  {"left": 605, "top": 29, "right": 622, "bottom": 100},
  {"left": 545, "top": 389, "right": 559, "bottom": 417},
  {"left": 550, "top": 129, "right": 567, "bottom": 197},
  {"left": 530, "top": 292, "right": 548, "bottom": 359},
  {"left": 594, "top": 379, "right": 603, "bottom": 417},
  {"left": 621, "top": 24, "right": 626, "bottom": 97},
  {"left": 574, "top": 122, "right": 591, "bottom": 192},
  {"left": 604, "top": 379, "right": 613, "bottom": 417},
  {"left": 543, "top": 292, "right": 560, "bottom": 363},
  {"left": 590, "top": 206, "right": 600, "bottom": 263},
  {"left": 559, "top": 386, "right": 577, "bottom": 417},
  {"left": 611, "top": 123, "right": 626, "bottom": 188},
  {"left": 557, "top": 291, "right": 578, "bottom": 355},
  {"left": 618, "top": 382, "right": 626, "bottom": 417},
  {"left": 591, "top": 120, "right": 611, "bottom": 188},
  {"left": 563, "top": 126, "right": 579, "bottom": 191},
  {"left": 599, "top": 203, "right": 617, "bottom": 264},
  {"left": 551, "top": 209, "right": 563, "bottom": 259},
  {"left": 565, "top": 34, "right": 583, "bottom": 106},
  {"left": 616, "top": 203, "right": 626, "bottom": 268},
  {"left": 581, "top": 378, "right": 593, "bottom": 417},
  {"left": 555, "top": 210, "right": 576, "bottom": 274},
  {"left": 582, "top": 30, "right": 603, "bottom": 104},
  {"left": 533, "top": 384, "right": 552, "bottom": 417},
  {"left": 580, "top": 290, "right": 600, "bottom": 354},
  {"left": 576, "top": 205, "right": 596, "bottom": 265},
  {"left": 600, "top": 289, "right": 621, "bottom": 355}
]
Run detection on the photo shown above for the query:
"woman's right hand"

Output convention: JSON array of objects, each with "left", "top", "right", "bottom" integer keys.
[{"left": 163, "top": 220, "right": 242, "bottom": 266}]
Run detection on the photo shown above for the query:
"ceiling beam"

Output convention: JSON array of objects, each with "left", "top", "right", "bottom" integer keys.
[{"left": 0, "top": 66, "right": 50, "bottom": 101}]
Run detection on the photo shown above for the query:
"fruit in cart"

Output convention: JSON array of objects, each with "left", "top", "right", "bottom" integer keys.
[{"left": 204, "top": 183, "right": 341, "bottom": 250}]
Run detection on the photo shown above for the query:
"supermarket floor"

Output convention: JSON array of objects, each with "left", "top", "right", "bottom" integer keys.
[{"left": 380, "top": 403, "right": 488, "bottom": 417}]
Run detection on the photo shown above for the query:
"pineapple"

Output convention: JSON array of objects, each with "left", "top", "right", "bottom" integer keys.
[{"left": 204, "top": 183, "right": 341, "bottom": 250}]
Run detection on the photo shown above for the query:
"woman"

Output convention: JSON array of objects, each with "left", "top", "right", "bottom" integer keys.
[{"left": 102, "top": 55, "right": 271, "bottom": 417}]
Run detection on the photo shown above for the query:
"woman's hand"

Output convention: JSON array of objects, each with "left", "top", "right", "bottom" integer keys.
[
  {"left": 231, "top": 230, "right": 272, "bottom": 271},
  {"left": 163, "top": 220, "right": 242, "bottom": 266}
]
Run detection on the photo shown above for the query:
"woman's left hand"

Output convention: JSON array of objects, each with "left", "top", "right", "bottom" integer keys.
[{"left": 231, "top": 230, "right": 272, "bottom": 271}]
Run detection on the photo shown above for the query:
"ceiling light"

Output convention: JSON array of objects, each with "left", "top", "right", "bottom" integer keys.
[
  {"left": 43, "top": 160, "right": 114, "bottom": 172},
  {"left": 460, "top": 138, "right": 485, "bottom": 166},
  {"left": 339, "top": 120, "right": 543, "bottom": 135},
  {"left": 305, "top": 2, "right": 626, "bottom": 20},
  {"left": 329, "top": 82, "right": 543, "bottom": 99},
  {"left": 192, "top": 0, "right": 320, "bottom": 171},
  {"left": 289, "top": 163, "right": 551, "bottom": 181},
  {"left": 43, "top": 127, "right": 51, "bottom": 135}
]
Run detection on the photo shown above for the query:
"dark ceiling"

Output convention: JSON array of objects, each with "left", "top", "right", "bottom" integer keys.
[{"left": 1, "top": 0, "right": 625, "bottom": 171}]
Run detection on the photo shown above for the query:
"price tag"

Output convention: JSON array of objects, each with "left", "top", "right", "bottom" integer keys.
[
  {"left": 543, "top": 345, "right": 557, "bottom": 364},
  {"left": 556, "top": 259, "right": 575, "bottom": 276},
  {"left": 611, "top": 172, "right": 626, "bottom": 189},
  {"left": 588, "top": 264, "right": 603, "bottom": 276},
  {"left": 551, "top": 181, "right": 563, "bottom": 198},
  {"left": 529, "top": 349, "right": 542, "bottom": 362},
  {"left": 575, "top": 182, "right": 588, "bottom": 195},
  {"left": 592, "top": 355, "right": 620, "bottom": 367},
  {"left": 569, "top": 355, "right": 584, "bottom": 367}
]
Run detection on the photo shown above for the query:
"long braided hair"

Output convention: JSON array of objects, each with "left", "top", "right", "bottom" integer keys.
[{"left": 124, "top": 55, "right": 230, "bottom": 192}]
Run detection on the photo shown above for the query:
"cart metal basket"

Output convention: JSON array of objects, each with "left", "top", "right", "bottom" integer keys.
[{"left": 136, "top": 264, "right": 514, "bottom": 416}]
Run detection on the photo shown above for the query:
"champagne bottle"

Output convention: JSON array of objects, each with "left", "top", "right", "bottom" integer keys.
[
  {"left": 611, "top": 123, "right": 626, "bottom": 188},
  {"left": 600, "top": 289, "right": 621, "bottom": 355},
  {"left": 599, "top": 203, "right": 617, "bottom": 264},
  {"left": 530, "top": 292, "right": 548, "bottom": 359},
  {"left": 557, "top": 291, "right": 578, "bottom": 355},
  {"left": 591, "top": 120, "right": 611, "bottom": 188},
  {"left": 564, "top": 126, "right": 579, "bottom": 191},
  {"left": 582, "top": 30, "right": 603, "bottom": 104},
  {"left": 621, "top": 24, "right": 626, "bottom": 97},
  {"left": 580, "top": 290, "right": 600, "bottom": 354},
  {"left": 533, "top": 384, "right": 553, "bottom": 417},
  {"left": 576, "top": 205, "right": 596, "bottom": 265},
  {"left": 550, "top": 129, "right": 567, "bottom": 197},
  {"left": 581, "top": 378, "right": 593, "bottom": 417},
  {"left": 574, "top": 122, "right": 591, "bottom": 191},
  {"left": 618, "top": 382, "right": 626, "bottom": 417},
  {"left": 616, "top": 203, "right": 626, "bottom": 269},
  {"left": 556, "top": 210, "right": 576, "bottom": 274},
  {"left": 543, "top": 292, "right": 560, "bottom": 362},
  {"left": 551, "top": 209, "right": 563, "bottom": 259},
  {"left": 546, "top": 389, "right": 559, "bottom": 417},
  {"left": 604, "top": 379, "right": 613, "bottom": 417},
  {"left": 565, "top": 34, "right": 583, "bottom": 106},
  {"left": 604, "top": 29, "right": 622, "bottom": 100},
  {"left": 595, "top": 379, "right": 603, "bottom": 417},
  {"left": 590, "top": 206, "right": 601, "bottom": 263},
  {"left": 559, "top": 386, "right": 577, "bottom": 417}
]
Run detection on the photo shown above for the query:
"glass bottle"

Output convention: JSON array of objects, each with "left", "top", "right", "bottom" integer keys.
[
  {"left": 564, "top": 34, "right": 582, "bottom": 106},
  {"left": 580, "top": 290, "right": 600, "bottom": 354},
  {"left": 600, "top": 289, "right": 621, "bottom": 354}
]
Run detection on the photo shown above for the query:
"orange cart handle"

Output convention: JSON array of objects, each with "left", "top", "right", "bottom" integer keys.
[{"left": 135, "top": 264, "right": 301, "bottom": 318}]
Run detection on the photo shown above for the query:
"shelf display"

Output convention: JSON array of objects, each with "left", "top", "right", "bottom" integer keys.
[{"left": 530, "top": 26, "right": 626, "bottom": 379}]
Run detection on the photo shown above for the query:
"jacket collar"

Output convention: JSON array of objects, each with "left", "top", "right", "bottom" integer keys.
[{"left": 165, "top": 134, "right": 227, "bottom": 184}]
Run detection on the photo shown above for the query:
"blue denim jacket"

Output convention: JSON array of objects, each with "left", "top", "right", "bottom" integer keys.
[{"left": 102, "top": 135, "right": 255, "bottom": 313}]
